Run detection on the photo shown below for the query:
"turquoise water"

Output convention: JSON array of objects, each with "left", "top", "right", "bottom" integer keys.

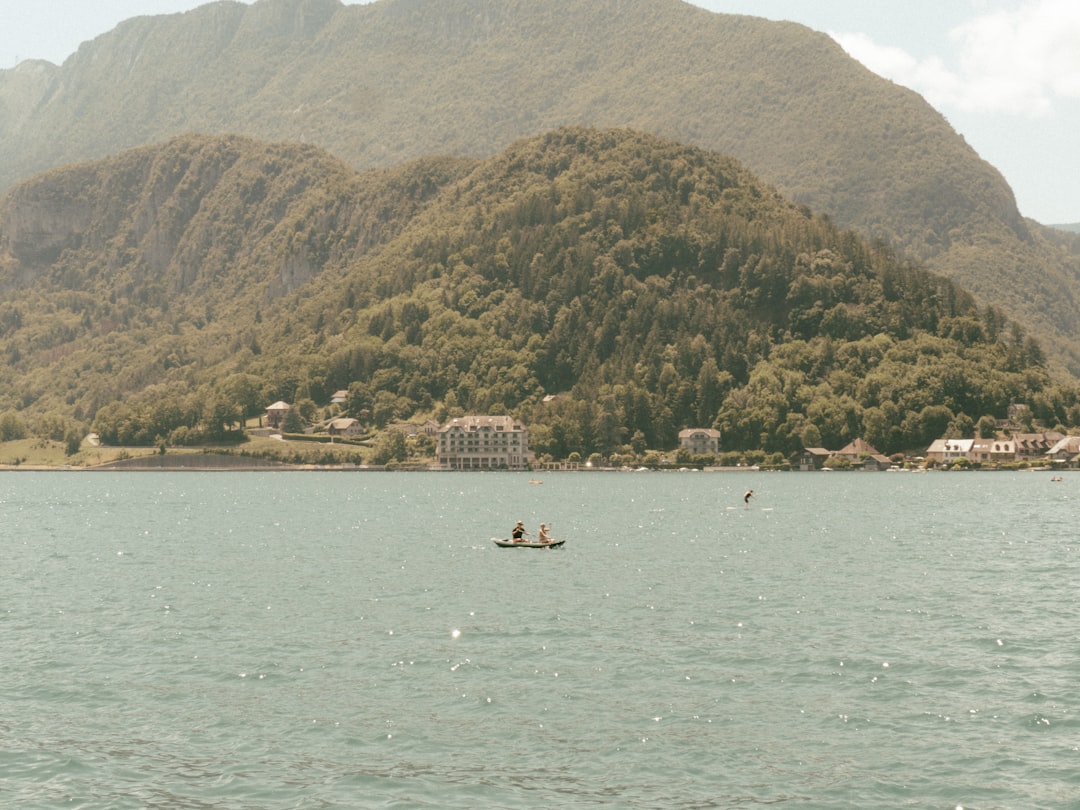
[{"left": 3, "top": 470, "right": 1079, "bottom": 808}]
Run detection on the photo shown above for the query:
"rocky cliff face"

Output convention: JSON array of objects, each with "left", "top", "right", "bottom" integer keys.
[{"left": 0, "top": 173, "right": 96, "bottom": 274}]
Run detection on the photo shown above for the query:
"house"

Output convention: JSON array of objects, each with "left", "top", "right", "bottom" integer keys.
[
  {"left": 327, "top": 417, "right": 362, "bottom": 437},
  {"left": 792, "top": 447, "right": 832, "bottom": 471},
  {"left": 437, "top": 415, "right": 532, "bottom": 470},
  {"left": 265, "top": 401, "right": 291, "bottom": 429},
  {"left": 925, "top": 438, "right": 974, "bottom": 464},
  {"left": 1046, "top": 436, "right": 1080, "bottom": 465},
  {"left": 969, "top": 437, "right": 1016, "bottom": 464},
  {"left": 834, "top": 438, "right": 881, "bottom": 461},
  {"left": 678, "top": 428, "right": 722, "bottom": 456},
  {"left": 330, "top": 390, "right": 349, "bottom": 405},
  {"left": 1012, "top": 431, "right": 1064, "bottom": 461},
  {"left": 863, "top": 454, "right": 894, "bottom": 471}
]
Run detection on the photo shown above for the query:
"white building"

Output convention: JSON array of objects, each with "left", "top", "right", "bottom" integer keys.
[
  {"left": 437, "top": 415, "right": 531, "bottom": 470},
  {"left": 925, "top": 438, "right": 974, "bottom": 464},
  {"left": 678, "top": 428, "right": 722, "bottom": 456}
]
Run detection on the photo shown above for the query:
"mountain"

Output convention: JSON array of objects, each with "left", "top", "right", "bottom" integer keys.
[
  {"left": 1, "top": 0, "right": 1079, "bottom": 369},
  {"left": 0, "top": 129, "right": 1072, "bottom": 458}
]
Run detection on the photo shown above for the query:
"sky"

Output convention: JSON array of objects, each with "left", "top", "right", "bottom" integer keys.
[{"left": 1, "top": 1, "right": 1077, "bottom": 224}]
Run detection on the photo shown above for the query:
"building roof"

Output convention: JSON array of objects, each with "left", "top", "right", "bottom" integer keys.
[
  {"left": 266, "top": 401, "right": 291, "bottom": 411},
  {"left": 1013, "top": 431, "right": 1065, "bottom": 451},
  {"left": 440, "top": 415, "right": 527, "bottom": 433},
  {"left": 970, "top": 438, "right": 1016, "bottom": 453},
  {"left": 836, "top": 438, "right": 880, "bottom": 457},
  {"left": 1047, "top": 436, "right": 1080, "bottom": 455},
  {"left": 678, "top": 428, "right": 721, "bottom": 439},
  {"left": 927, "top": 438, "right": 973, "bottom": 454}
]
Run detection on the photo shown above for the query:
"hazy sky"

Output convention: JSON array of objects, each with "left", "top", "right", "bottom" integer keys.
[{"left": 2, "top": 0, "right": 1077, "bottom": 224}]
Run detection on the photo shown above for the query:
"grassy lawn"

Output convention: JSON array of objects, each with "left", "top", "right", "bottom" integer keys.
[
  {"left": 0, "top": 434, "right": 373, "bottom": 469},
  {"left": 0, "top": 438, "right": 157, "bottom": 468}
]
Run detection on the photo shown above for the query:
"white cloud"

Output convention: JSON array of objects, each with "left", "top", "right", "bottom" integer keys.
[{"left": 833, "top": 0, "right": 1080, "bottom": 117}]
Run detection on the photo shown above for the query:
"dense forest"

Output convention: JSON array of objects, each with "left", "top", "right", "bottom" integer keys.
[
  {"left": 2, "top": 0, "right": 1079, "bottom": 371},
  {"left": 0, "top": 128, "right": 1075, "bottom": 462}
]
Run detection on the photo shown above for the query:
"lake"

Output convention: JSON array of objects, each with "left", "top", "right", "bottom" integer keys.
[{"left": 3, "top": 470, "right": 1078, "bottom": 808}]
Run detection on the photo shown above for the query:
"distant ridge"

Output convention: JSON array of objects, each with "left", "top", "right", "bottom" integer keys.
[{"left": 0, "top": 0, "right": 1078, "bottom": 368}]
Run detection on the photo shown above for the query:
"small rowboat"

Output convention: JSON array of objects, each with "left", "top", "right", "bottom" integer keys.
[{"left": 492, "top": 537, "right": 565, "bottom": 549}]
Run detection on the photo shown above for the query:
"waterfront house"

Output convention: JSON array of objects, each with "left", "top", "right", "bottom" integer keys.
[
  {"left": 792, "top": 447, "right": 832, "bottom": 471},
  {"left": 1012, "top": 431, "right": 1064, "bottom": 461},
  {"left": 969, "top": 437, "right": 1016, "bottom": 464},
  {"left": 925, "top": 438, "right": 974, "bottom": 465},
  {"left": 835, "top": 438, "right": 881, "bottom": 461},
  {"left": 863, "top": 454, "right": 894, "bottom": 471},
  {"left": 1046, "top": 436, "right": 1080, "bottom": 466}
]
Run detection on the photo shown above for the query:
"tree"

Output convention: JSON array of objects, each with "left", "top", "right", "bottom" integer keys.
[
  {"left": 977, "top": 414, "right": 998, "bottom": 438},
  {"left": 372, "top": 429, "right": 407, "bottom": 465},
  {"left": 281, "top": 407, "right": 305, "bottom": 434},
  {"left": 202, "top": 396, "right": 242, "bottom": 440},
  {"left": 222, "top": 373, "right": 264, "bottom": 421},
  {"left": 946, "top": 412, "right": 975, "bottom": 438},
  {"left": 64, "top": 428, "right": 83, "bottom": 456},
  {"left": 0, "top": 411, "right": 27, "bottom": 442}
]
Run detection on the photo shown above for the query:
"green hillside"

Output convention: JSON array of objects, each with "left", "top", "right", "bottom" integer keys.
[
  {"left": 1, "top": 0, "right": 1078, "bottom": 369},
  {"left": 1, "top": 129, "right": 1074, "bottom": 460}
]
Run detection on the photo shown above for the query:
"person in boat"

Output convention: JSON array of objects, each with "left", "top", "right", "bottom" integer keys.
[
  {"left": 538, "top": 523, "right": 551, "bottom": 544},
  {"left": 743, "top": 489, "right": 754, "bottom": 505},
  {"left": 511, "top": 521, "right": 529, "bottom": 542}
]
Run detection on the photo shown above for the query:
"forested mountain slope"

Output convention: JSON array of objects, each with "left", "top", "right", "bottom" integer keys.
[
  {"left": 0, "top": 129, "right": 1074, "bottom": 456},
  {"left": 1, "top": 0, "right": 1078, "bottom": 369}
]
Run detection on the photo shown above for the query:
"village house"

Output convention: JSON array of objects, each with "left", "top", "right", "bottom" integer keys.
[
  {"left": 1046, "top": 436, "right": 1080, "bottom": 466},
  {"left": 265, "top": 401, "right": 291, "bottom": 429},
  {"left": 678, "top": 428, "right": 722, "bottom": 456},
  {"left": 925, "top": 438, "right": 974, "bottom": 465},
  {"left": 330, "top": 390, "right": 349, "bottom": 405},
  {"left": 327, "top": 417, "right": 362, "bottom": 437},
  {"left": 863, "top": 454, "right": 894, "bottom": 471},
  {"left": 792, "top": 447, "right": 832, "bottom": 471},
  {"left": 437, "top": 415, "right": 531, "bottom": 471},
  {"left": 834, "top": 438, "right": 881, "bottom": 462},
  {"left": 1012, "top": 431, "right": 1064, "bottom": 462},
  {"left": 969, "top": 437, "right": 1016, "bottom": 465}
]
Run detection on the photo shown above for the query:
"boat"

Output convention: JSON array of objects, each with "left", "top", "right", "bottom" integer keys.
[{"left": 492, "top": 537, "right": 565, "bottom": 549}]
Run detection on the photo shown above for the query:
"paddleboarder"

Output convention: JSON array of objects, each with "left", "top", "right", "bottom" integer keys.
[{"left": 743, "top": 489, "right": 754, "bottom": 506}]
